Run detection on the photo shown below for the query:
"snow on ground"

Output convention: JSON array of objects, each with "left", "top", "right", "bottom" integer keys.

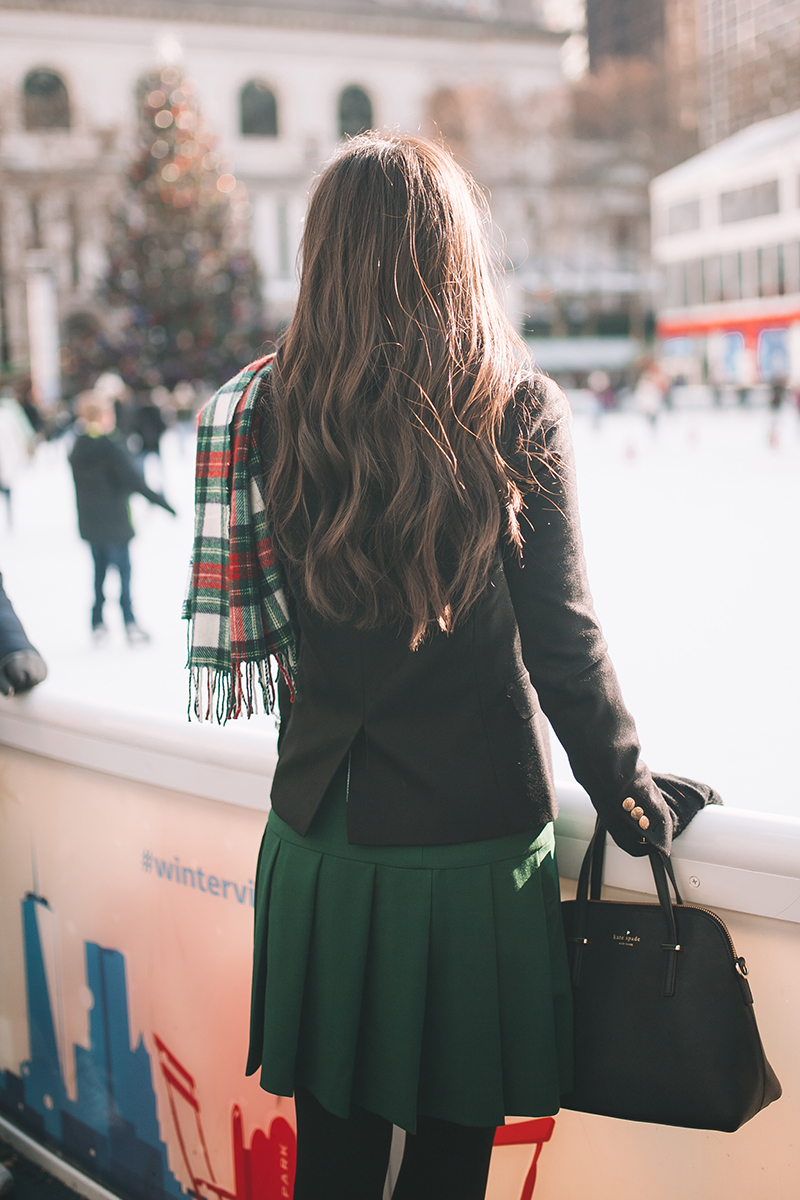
[{"left": 1, "top": 403, "right": 798, "bottom": 816}]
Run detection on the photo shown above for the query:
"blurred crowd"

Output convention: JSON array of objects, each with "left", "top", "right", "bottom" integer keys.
[
  {"left": 1, "top": 371, "right": 210, "bottom": 455},
  {"left": 578, "top": 361, "right": 800, "bottom": 438},
  {"left": 0, "top": 372, "right": 210, "bottom": 518}
]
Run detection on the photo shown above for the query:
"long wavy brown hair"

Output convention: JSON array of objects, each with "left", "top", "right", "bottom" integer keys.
[{"left": 262, "top": 132, "right": 537, "bottom": 648}]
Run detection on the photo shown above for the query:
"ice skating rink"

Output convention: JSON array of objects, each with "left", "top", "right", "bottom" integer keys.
[{"left": 1, "top": 401, "right": 798, "bottom": 817}]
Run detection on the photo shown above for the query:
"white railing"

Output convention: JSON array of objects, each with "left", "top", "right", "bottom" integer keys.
[{"left": 2, "top": 689, "right": 798, "bottom": 924}]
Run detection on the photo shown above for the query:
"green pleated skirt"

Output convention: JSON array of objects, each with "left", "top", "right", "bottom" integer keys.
[{"left": 246, "top": 764, "right": 573, "bottom": 1133}]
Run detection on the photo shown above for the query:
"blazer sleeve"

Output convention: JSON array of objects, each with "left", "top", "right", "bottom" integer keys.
[
  {"left": 502, "top": 381, "right": 675, "bottom": 857},
  {"left": 0, "top": 572, "right": 37, "bottom": 661}
]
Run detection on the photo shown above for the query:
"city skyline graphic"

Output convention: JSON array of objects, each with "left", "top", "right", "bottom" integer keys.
[{"left": 0, "top": 890, "right": 296, "bottom": 1200}]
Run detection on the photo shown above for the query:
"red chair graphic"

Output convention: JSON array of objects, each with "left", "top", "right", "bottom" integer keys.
[
  {"left": 153, "top": 1033, "right": 297, "bottom": 1200},
  {"left": 152, "top": 1031, "right": 547, "bottom": 1200},
  {"left": 492, "top": 1117, "right": 555, "bottom": 1200}
]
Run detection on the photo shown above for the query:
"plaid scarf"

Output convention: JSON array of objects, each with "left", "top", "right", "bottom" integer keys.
[{"left": 183, "top": 355, "right": 297, "bottom": 722}]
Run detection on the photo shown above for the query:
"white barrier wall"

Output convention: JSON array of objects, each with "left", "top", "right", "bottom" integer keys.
[{"left": 0, "top": 692, "right": 798, "bottom": 1200}]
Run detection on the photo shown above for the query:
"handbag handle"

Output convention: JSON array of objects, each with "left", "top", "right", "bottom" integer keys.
[{"left": 569, "top": 820, "right": 684, "bottom": 997}]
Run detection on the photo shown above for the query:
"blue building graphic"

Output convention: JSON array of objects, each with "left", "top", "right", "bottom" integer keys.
[{"left": 0, "top": 893, "right": 184, "bottom": 1200}]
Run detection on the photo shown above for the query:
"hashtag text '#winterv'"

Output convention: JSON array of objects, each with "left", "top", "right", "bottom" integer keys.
[{"left": 142, "top": 849, "right": 255, "bottom": 906}]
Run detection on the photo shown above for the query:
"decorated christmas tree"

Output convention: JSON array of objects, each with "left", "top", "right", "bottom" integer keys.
[{"left": 86, "top": 66, "right": 266, "bottom": 390}]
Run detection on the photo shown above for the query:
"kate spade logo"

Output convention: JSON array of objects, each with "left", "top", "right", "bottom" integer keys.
[{"left": 613, "top": 929, "right": 641, "bottom": 946}]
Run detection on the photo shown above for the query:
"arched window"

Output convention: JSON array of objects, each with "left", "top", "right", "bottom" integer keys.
[
  {"left": 338, "top": 86, "right": 372, "bottom": 139},
  {"left": 23, "top": 69, "right": 70, "bottom": 131},
  {"left": 240, "top": 81, "right": 278, "bottom": 137}
]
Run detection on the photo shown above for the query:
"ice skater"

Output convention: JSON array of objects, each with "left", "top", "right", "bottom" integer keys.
[
  {"left": 69, "top": 391, "right": 176, "bottom": 643},
  {"left": 634, "top": 359, "right": 669, "bottom": 429},
  {"left": 768, "top": 377, "right": 786, "bottom": 449},
  {"left": 132, "top": 387, "right": 169, "bottom": 485}
]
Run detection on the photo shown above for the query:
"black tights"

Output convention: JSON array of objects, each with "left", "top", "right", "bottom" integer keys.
[{"left": 293, "top": 1087, "right": 496, "bottom": 1200}]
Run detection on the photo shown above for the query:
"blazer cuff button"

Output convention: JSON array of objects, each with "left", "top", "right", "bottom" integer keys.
[
  {"left": 622, "top": 797, "right": 636, "bottom": 811},
  {"left": 631, "top": 806, "right": 644, "bottom": 820},
  {"left": 638, "top": 815, "right": 650, "bottom": 830}
]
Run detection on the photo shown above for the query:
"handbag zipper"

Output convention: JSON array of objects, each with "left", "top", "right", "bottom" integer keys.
[
  {"left": 681, "top": 903, "right": 748, "bottom": 974},
  {"left": 583, "top": 898, "right": 748, "bottom": 974}
]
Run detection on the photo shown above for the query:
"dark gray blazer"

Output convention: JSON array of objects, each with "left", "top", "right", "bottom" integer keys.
[{"left": 270, "top": 381, "right": 675, "bottom": 857}]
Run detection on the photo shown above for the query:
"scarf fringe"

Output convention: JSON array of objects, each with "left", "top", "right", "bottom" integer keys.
[{"left": 188, "top": 654, "right": 295, "bottom": 725}]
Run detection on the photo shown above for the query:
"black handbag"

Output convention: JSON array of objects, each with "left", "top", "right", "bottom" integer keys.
[{"left": 560, "top": 823, "right": 782, "bottom": 1131}]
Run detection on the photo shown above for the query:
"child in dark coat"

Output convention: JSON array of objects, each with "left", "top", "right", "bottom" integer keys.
[{"left": 69, "top": 394, "right": 176, "bottom": 642}]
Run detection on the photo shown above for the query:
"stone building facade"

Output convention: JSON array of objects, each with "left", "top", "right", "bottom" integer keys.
[{"left": 0, "top": 0, "right": 567, "bottom": 382}]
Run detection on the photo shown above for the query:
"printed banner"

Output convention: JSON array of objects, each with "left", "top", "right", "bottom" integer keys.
[
  {"left": 0, "top": 745, "right": 549, "bottom": 1200},
  {"left": 0, "top": 747, "right": 295, "bottom": 1200}
]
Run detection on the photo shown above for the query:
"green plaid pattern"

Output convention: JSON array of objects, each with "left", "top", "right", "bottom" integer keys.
[{"left": 183, "top": 355, "right": 297, "bottom": 722}]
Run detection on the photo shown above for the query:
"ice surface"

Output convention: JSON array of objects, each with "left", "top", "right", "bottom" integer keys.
[
  {"left": 564, "top": 404, "right": 800, "bottom": 817},
  {"left": 1, "top": 404, "right": 797, "bottom": 815},
  {"left": 0, "top": 427, "right": 276, "bottom": 765}
]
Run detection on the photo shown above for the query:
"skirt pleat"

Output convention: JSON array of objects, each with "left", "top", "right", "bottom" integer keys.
[
  {"left": 352, "top": 865, "right": 432, "bottom": 1133},
  {"left": 418, "top": 864, "right": 506, "bottom": 1125},
  {"left": 490, "top": 852, "right": 573, "bottom": 1115},
  {"left": 246, "top": 830, "right": 280, "bottom": 1076},
  {"left": 247, "top": 766, "right": 573, "bottom": 1133},
  {"left": 295, "top": 854, "right": 377, "bottom": 1116},
  {"left": 249, "top": 837, "right": 322, "bottom": 1091}
]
